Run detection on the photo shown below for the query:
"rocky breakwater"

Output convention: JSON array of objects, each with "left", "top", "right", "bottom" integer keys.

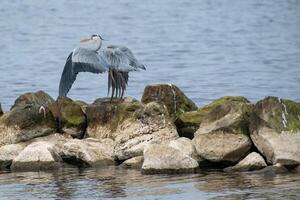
[{"left": 0, "top": 84, "right": 299, "bottom": 175}]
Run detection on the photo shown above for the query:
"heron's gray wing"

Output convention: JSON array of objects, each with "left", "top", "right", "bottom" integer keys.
[
  {"left": 106, "top": 45, "right": 146, "bottom": 70},
  {"left": 58, "top": 48, "right": 108, "bottom": 97}
]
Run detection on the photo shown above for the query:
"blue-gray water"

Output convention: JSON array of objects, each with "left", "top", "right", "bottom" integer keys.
[{"left": 1, "top": 0, "right": 300, "bottom": 199}]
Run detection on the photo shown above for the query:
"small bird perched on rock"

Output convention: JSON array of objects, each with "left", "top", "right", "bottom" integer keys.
[{"left": 58, "top": 34, "right": 146, "bottom": 101}]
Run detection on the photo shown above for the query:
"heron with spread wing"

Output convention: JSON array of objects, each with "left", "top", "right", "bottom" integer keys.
[{"left": 58, "top": 34, "right": 146, "bottom": 100}]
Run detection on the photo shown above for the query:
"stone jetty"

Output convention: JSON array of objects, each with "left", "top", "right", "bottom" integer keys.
[{"left": 0, "top": 84, "right": 299, "bottom": 174}]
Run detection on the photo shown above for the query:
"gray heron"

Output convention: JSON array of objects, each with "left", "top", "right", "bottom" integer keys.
[{"left": 58, "top": 34, "right": 146, "bottom": 100}]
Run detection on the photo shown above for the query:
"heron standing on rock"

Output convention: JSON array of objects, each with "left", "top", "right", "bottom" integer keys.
[{"left": 58, "top": 34, "right": 146, "bottom": 100}]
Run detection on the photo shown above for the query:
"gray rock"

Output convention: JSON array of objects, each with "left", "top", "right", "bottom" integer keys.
[
  {"left": 86, "top": 98, "right": 178, "bottom": 161},
  {"left": 192, "top": 96, "right": 253, "bottom": 163},
  {"left": 121, "top": 156, "right": 143, "bottom": 169},
  {"left": 168, "top": 137, "right": 203, "bottom": 162},
  {"left": 60, "top": 138, "right": 115, "bottom": 167},
  {"left": 142, "top": 144, "right": 199, "bottom": 174},
  {"left": 224, "top": 152, "right": 267, "bottom": 172},
  {"left": 0, "top": 143, "right": 27, "bottom": 169},
  {"left": 0, "top": 91, "right": 56, "bottom": 146},
  {"left": 249, "top": 96, "right": 300, "bottom": 167},
  {"left": 11, "top": 141, "right": 62, "bottom": 171},
  {"left": 193, "top": 131, "right": 252, "bottom": 163},
  {"left": 255, "top": 164, "right": 289, "bottom": 175}
]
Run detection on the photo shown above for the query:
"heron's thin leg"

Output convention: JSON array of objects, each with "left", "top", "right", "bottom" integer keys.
[
  {"left": 119, "top": 72, "right": 126, "bottom": 99},
  {"left": 110, "top": 69, "right": 116, "bottom": 102},
  {"left": 107, "top": 69, "right": 111, "bottom": 96}
]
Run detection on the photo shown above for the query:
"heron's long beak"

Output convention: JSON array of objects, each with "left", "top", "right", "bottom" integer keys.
[{"left": 80, "top": 38, "right": 92, "bottom": 43}]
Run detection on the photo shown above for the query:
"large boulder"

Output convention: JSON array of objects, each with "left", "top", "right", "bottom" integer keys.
[
  {"left": 11, "top": 141, "right": 62, "bottom": 171},
  {"left": 0, "top": 91, "right": 56, "bottom": 146},
  {"left": 49, "top": 97, "right": 87, "bottom": 139},
  {"left": 142, "top": 144, "right": 199, "bottom": 174},
  {"left": 249, "top": 96, "right": 300, "bottom": 167},
  {"left": 141, "top": 84, "right": 197, "bottom": 119},
  {"left": 224, "top": 152, "right": 267, "bottom": 172},
  {"left": 60, "top": 138, "right": 115, "bottom": 167},
  {"left": 176, "top": 96, "right": 252, "bottom": 138},
  {"left": 192, "top": 96, "right": 253, "bottom": 163},
  {"left": 86, "top": 97, "right": 178, "bottom": 161}
]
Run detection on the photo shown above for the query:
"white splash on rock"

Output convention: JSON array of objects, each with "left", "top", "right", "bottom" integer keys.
[{"left": 282, "top": 111, "right": 287, "bottom": 128}]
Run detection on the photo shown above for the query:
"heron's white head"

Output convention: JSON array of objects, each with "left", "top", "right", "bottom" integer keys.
[{"left": 80, "top": 34, "right": 104, "bottom": 43}]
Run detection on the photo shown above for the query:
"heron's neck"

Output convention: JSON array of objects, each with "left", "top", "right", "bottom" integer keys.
[{"left": 89, "top": 39, "right": 102, "bottom": 51}]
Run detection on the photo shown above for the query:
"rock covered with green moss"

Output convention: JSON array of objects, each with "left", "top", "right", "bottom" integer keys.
[
  {"left": 141, "top": 84, "right": 197, "bottom": 119},
  {"left": 86, "top": 97, "right": 178, "bottom": 161},
  {"left": 249, "top": 96, "right": 300, "bottom": 166},
  {"left": 192, "top": 96, "right": 253, "bottom": 163},
  {"left": 49, "top": 97, "right": 87, "bottom": 139},
  {"left": 0, "top": 91, "right": 56, "bottom": 146}
]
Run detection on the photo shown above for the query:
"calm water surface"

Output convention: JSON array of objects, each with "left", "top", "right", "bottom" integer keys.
[
  {"left": 0, "top": 166, "right": 300, "bottom": 200},
  {"left": 0, "top": 0, "right": 300, "bottom": 199}
]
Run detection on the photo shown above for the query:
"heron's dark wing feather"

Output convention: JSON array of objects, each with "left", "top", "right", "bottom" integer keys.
[{"left": 58, "top": 48, "right": 108, "bottom": 97}]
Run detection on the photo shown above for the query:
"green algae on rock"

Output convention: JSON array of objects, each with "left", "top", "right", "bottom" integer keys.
[
  {"left": 141, "top": 84, "right": 197, "bottom": 119},
  {"left": 49, "top": 97, "right": 87, "bottom": 139},
  {"left": 176, "top": 96, "right": 253, "bottom": 138},
  {"left": 249, "top": 96, "right": 300, "bottom": 166}
]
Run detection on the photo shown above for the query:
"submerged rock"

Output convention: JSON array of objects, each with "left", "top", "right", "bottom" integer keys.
[
  {"left": 60, "top": 138, "right": 115, "bottom": 167},
  {"left": 192, "top": 96, "right": 253, "bottom": 163},
  {"left": 49, "top": 97, "right": 87, "bottom": 139},
  {"left": 224, "top": 152, "right": 267, "bottom": 172},
  {"left": 0, "top": 143, "right": 27, "bottom": 169},
  {"left": 86, "top": 97, "right": 178, "bottom": 161},
  {"left": 141, "top": 84, "right": 197, "bottom": 119},
  {"left": 0, "top": 91, "right": 56, "bottom": 146},
  {"left": 249, "top": 96, "right": 300, "bottom": 167},
  {"left": 11, "top": 141, "right": 62, "bottom": 171},
  {"left": 142, "top": 144, "right": 199, "bottom": 174},
  {"left": 121, "top": 156, "right": 144, "bottom": 169}
]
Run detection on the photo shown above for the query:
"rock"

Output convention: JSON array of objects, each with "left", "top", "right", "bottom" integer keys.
[
  {"left": 0, "top": 143, "right": 27, "bottom": 169},
  {"left": 142, "top": 144, "right": 199, "bottom": 174},
  {"left": 49, "top": 97, "right": 87, "bottom": 139},
  {"left": 192, "top": 96, "right": 253, "bottom": 163},
  {"left": 255, "top": 164, "right": 289, "bottom": 175},
  {"left": 10, "top": 90, "right": 54, "bottom": 110},
  {"left": 168, "top": 137, "right": 203, "bottom": 162},
  {"left": 0, "top": 103, "right": 3, "bottom": 117},
  {"left": 60, "top": 138, "right": 115, "bottom": 167},
  {"left": 11, "top": 141, "right": 62, "bottom": 171},
  {"left": 176, "top": 96, "right": 252, "bottom": 139},
  {"left": 249, "top": 96, "right": 300, "bottom": 166},
  {"left": 141, "top": 84, "right": 197, "bottom": 119},
  {"left": 86, "top": 97, "right": 178, "bottom": 160},
  {"left": 121, "top": 156, "right": 143, "bottom": 169},
  {"left": 224, "top": 152, "right": 267, "bottom": 172},
  {"left": 0, "top": 91, "right": 56, "bottom": 146}
]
